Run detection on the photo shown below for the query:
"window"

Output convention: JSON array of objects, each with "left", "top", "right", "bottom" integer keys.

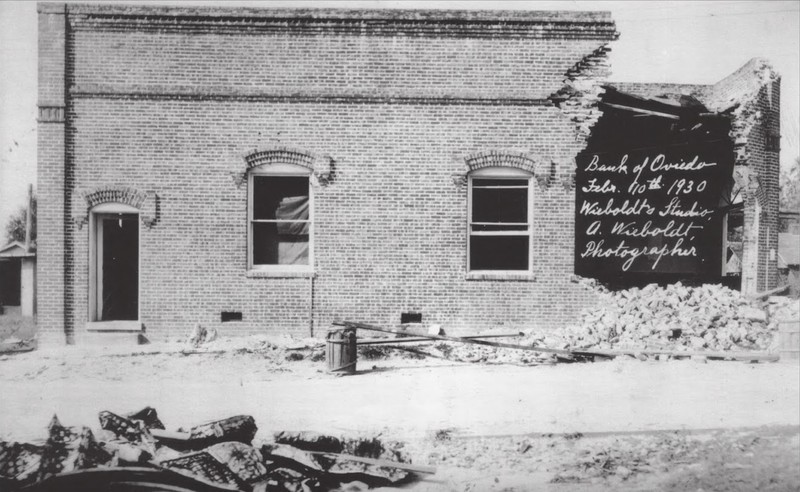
[
  {"left": 248, "top": 164, "right": 312, "bottom": 272},
  {"left": 468, "top": 168, "right": 532, "bottom": 273}
]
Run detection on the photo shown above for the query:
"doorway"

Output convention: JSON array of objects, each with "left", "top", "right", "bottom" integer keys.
[{"left": 93, "top": 213, "right": 139, "bottom": 321}]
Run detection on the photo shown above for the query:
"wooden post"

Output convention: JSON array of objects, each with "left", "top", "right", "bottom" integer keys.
[{"left": 25, "top": 184, "right": 33, "bottom": 253}]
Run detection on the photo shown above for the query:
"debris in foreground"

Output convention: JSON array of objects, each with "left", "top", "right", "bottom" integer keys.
[
  {"left": 339, "top": 284, "right": 797, "bottom": 366},
  {"left": 0, "top": 408, "right": 430, "bottom": 491}
]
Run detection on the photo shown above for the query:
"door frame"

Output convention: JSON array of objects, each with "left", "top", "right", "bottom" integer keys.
[{"left": 88, "top": 203, "right": 141, "bottom": 323}]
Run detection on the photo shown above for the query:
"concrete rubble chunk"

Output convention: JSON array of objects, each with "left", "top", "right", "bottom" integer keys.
[{"left": 0, "top": 411, "right": 431, "bottom": 491}]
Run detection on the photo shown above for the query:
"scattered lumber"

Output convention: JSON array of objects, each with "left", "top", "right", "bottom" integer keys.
[
  {"left": 572, "top": 347, "right": 779, "bottom": 362},
  {"left": 336, "top": 321, "right": 575, "bottom": 356},
  {"left": 356, "top": 333, "right": 521, "bottom": 345}
]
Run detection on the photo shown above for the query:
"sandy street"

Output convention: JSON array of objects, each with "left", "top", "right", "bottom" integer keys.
[
  {"left": 2, "top": 356, "right": 798, "bottom": 441},
  {"left": 1, "top": 342, "right": 799, "bottom": 490}
]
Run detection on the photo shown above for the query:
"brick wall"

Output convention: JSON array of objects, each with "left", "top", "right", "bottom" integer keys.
[
  {"left": 39, "top": 4, "right": 618, "bottom": 341},
  {"left": 37, "top": 3, "right": 67, "bottom": 344},
  {"left": 750, "top": 81, "right": 781, "bottom": 291}
]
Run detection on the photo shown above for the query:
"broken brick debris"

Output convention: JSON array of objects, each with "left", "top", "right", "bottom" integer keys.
[
  {"left": 35, "top": 415, "right": 112, "bottom": 483},
  {"left": 99, "top": 410, "right": 155, "bottom": 445},
  {"left": 0, "top": 441, "right": 43, "bottom": 486},
  {"left": 126, "top": 406, "right": 166, "bottom": 430},
  {"left": 177, "top": 415, "right": 258, "bottom": 450},
  {"left": 0, "top": 410, "right": 429, "bottom": 492},
  {"left": 273, "top": 431, "right": 412, "bottom": 483},
  {"left": 348, "top": 284, "right": 797, "bottom": 365},
  {"left": 534, "top": 282, "right": 793, "bottom": 354},
  {"left": 160, "top": 451, "right": 248, "bottom": 490},
  {"left": 205, "top": 442, "right": 269, "bottom": 485}
]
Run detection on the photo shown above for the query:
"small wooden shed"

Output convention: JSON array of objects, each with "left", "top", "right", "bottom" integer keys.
[{"left": 0, "top": 241, "right": 36, "bottom": 317}]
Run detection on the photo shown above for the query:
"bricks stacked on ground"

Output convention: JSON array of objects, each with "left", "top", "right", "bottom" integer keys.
[{"left": 37, "top": 4, "right": 619, "bottom": 343}]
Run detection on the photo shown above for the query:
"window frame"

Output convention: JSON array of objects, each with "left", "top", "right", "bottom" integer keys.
[
  {"left": 467, "top": 167, "right": 533, "bottom": 277},
  {"left": 247, "top": 163, "right": 314, "bottom": 276}
]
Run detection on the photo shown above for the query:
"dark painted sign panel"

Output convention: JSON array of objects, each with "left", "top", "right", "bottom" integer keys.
[{"left": 575, "top": 141, "right": 733, "bottom": 279}]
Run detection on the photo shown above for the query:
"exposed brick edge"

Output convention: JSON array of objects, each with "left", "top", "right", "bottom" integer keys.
[
  {"left": 549, "top": 44, "right": 613, "bottom": 149},
  {"left": 71, "top": 186, "right": 158, "bottom": 229},
  {"left": 733, "top": 166, "right": 766, "bottom": 209},
  {"left": 240, "top": 147, "right": 333, "bottom": 187}
]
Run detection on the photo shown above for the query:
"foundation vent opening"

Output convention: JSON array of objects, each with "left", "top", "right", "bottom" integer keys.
[
  {"left": 401, "top": 312, "right": 422, "bottom": 324},
  {"left": 221, "top": 311, "right": 243, "bottom": 322}
]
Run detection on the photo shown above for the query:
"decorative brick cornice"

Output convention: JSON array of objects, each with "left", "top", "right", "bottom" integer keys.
[
  {"left": 70, "top": 88, "right": 552, "bottom": 107},
  {"left": 240, "top": 147, "right": 333, "bottom": 187},
  {"left": 37, "top": 105, "right": 65, "bottom": 123},
  {"left": 72, "top": 186, "right": 158, "bottom": 229},
  {"left": 66, "top": 5, "right": 618, "bottom": 41}
]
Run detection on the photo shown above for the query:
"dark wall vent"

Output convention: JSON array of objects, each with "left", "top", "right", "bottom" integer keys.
[
  {"left": 401, "top": 312, "right": 422, "bottom": 324},
  {"left": 221, "top": 311, "right": 243, "bottom": 322}
]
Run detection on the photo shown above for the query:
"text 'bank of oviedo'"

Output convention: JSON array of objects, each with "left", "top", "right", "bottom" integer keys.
[{"left": 37, "top": 4, "right": 780, "bottom": 344}]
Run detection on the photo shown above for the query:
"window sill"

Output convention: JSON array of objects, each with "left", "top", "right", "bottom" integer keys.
[
  {"left": 246, "top": 269, "right": 316, "bottom": 278},
  {"left": 466, "top": 272, "right": 536, "bottom": 282}
]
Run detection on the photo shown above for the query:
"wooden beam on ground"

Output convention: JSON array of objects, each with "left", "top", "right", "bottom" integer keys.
[
  {"left": 357, "top": 333, "right": 521, "bottom": 345},
  {"left": 336, "top": 321, "right": 574, "bottom": 356},
  {"left": 572, "top": 348, "right": 778, "bottom": 362},
  {"left": 750, "top": 284, "right": 789, "bottom": 300}
]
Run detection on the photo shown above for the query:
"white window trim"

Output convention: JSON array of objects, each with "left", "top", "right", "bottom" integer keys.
[
  {"left": 247, "top": 163, "right": 314, "bottom": 276},
  {"left": 87, "top": 202, "right": 142, "bottom": 327},
  {"left": 467, "top": 167, "right": 534, "bottom": 279}
]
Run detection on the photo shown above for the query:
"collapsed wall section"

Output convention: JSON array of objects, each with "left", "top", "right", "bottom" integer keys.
[{"left": 573, "top": 58, "right": 781, "bottom": 295}]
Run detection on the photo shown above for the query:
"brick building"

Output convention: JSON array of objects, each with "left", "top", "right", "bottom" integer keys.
[{"left": 37, "top": 4, "right": 780, "bottom": 345}]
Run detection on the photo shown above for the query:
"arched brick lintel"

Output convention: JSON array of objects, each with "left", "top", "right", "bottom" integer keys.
[
  {"left": 453, "top": 151, "right": 567, "bottom": 190},
  {"left": 239, "top": 147, "right": 333, "bottom": 187},
  {"left": 72, "top": 186, "right": 158, "bottom": 229},
  {"left": 464, "top": 151, "right": 538, "bottom": 174}
]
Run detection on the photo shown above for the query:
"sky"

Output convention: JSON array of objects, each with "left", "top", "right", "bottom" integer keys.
[{"left": 1, "top": 0, "right": 799, "bottom": 233}]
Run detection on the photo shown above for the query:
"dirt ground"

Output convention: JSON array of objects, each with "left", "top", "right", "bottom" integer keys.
[{"left": 1, "top": 337, "right": 798, "bottom": 491}]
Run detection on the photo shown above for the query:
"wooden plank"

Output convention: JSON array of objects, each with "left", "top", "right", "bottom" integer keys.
[
  {"left": 337, "top": 321, "right": 573, "bottom": 355},
  {"left": 572, "top": 348, "right": 778, "bottom": 361},
  {"left": 750, "top": 284, "right": 789, "bottom": 300},
  {"left": 340, "top": 321, "right": 775, "bottom": 362},
  {"left": 357, "top": 333, "right": 521, "bottom": 345},
  {"left": 600, "top": 102, "right": 680, "bottom": 120}
]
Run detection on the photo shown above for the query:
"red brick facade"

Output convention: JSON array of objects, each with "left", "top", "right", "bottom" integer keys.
[
  {"left": 37, "top": 4, "right": 622, "bottom": 343},
  {"left": 37, "top": 5, "right": 782, "bottom": 345}
]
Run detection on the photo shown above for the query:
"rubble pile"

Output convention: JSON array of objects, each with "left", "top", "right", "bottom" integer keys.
[
  {"left": 0, "top": 408, "right": 422, "bottom": 492},
  {"left": 529, "top": 283, "right": 790, "bottom": 353},
  {"left": 355, "top": 284, "right": 798, "bottom": 365}
]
